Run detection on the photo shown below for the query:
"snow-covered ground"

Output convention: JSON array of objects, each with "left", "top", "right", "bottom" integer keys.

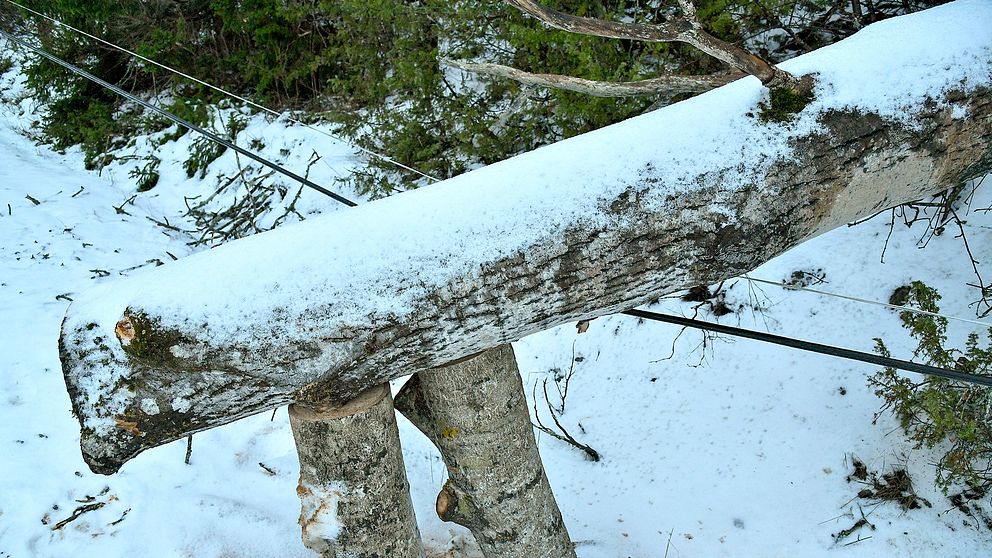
[{"left": 3, "top": 2, "right": 992, "bottom": 556}]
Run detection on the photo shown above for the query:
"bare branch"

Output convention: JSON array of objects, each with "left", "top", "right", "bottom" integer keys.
[
  {"left": 443, "top": 58, "right": 740, "bottom": 98},
  {"left": 505, "top": 0, "right": 686, "bottom": 41},
  {"left": 504, "top": 0, "right": 807, "bottom": 91}
]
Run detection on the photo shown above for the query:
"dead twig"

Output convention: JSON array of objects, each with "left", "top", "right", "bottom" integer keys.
[
  {"left": 833, "top": 503, "right": 876, "bottom": 544},
  {"left": 551, "top": 341, "right": 579, "bottom": 415},
  {"left": 114, "top": 194, "right": 137, "bottom": 216},
  {"left": 52, "top": 501, "right": 105, "bottom": 531},
  {"left": 108, "top": 508, "right": 130, "bottom": 526},
  {"left": 532, "top": 378, "right": 600, "bottom": 461},
  {"left": 146, "top": 215, "right": 191, "bottom": 234}
]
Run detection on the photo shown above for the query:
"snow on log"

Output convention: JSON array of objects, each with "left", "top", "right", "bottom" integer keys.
[{"left": 59, "top": 1, "right": 992, "bottom": 474}]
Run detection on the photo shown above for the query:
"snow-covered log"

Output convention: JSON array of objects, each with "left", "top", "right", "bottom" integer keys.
[{"left": 59, "top": 1, "right": 992, "bottom": 474}]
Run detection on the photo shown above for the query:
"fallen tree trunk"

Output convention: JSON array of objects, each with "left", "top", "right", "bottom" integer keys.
[{"left": 58, "top": 3, "right": 992, "bottom": 474}]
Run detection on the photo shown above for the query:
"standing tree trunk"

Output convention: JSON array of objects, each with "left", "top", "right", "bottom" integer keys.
[
  {"left": 395, "top": 345, "right": 576, "bottom": 558},
  {"left": 290, "top": 384, "right": 424, "bottom": 558}
]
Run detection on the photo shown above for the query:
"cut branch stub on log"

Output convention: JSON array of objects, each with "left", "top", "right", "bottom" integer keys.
[
  {"left": 290, "top": 384, "right": 424, "bottom": 558},
  {"left": 394, "top": 344, "right": 576, "bottom": 558},
  {"left": 57, "top": 5, "right": 992, "bottom": 475}
]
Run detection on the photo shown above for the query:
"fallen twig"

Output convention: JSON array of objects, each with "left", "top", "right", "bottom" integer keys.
[
  {"left": 52, "top": 502, "right": 105, "bottom": 531},
  {"left": 108, "top": 508, "right": 130, "bottom": 526},
  {"left": 532, "top": 379, "right": 600, "bottom": 461}
]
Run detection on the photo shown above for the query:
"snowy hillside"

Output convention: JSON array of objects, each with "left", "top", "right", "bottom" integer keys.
[{"left": 3, "top": 3, "right": 992, "bottom": 557}]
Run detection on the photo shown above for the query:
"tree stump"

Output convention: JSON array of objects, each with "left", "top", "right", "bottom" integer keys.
[
  {"left": 289, "top": 384, "right": 424, "bottom": 558},
  {"left": 395, "top": 345, "right": 576, "bottom": 558}
]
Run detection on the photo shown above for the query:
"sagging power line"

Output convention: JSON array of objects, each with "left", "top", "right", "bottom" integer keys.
[
  {"left": 620, "top": 308, "right": 992, "bottom": 388},
  {"left": 1, "top": 0, "right": 442, "bottom": 185},
  {"left": 0, "top": 28, "right": 358, "bottom": 207}
]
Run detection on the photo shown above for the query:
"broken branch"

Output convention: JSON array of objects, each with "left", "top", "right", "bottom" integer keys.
[
  {"left": 504, "top": 0, "right": 807, "bottom": 90},
  {"left": 443, "top": 57, "right": 740, "bottom": 98}
]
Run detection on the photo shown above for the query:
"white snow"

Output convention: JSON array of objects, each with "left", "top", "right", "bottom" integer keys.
[
  {"left": 139, "top": 398, "right": 160, "bottom": 416},
  {"left": 2, "top": 1, "right": 992, "bottom": 557},
  {"left": 297, "top": 476, "right": 344, "bottom": 544}
]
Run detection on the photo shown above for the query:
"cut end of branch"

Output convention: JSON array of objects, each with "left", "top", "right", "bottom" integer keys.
[
  {"left": 435, "top": 481, "right": 479, "bottom": 528},
  {"left": 115, "top": 316, "right": 135, "bottom": 345}
]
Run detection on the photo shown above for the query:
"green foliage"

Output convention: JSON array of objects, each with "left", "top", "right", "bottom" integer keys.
[
  {"left": 871, "top": 281, "right": 992, "bottom": 490},
  {"left": 0, "top": 55, "right": 12, "bottom": 76},
  {"left": 129, "top": 156, "right": 160, "bottom": 192},
  {"left": 14, "top": 0, "right": 142, "bottom": 166},
  {"left": 42, "top": 92, "right": 131, "bottom": 169},
  {"left": 183, "top": 136, "right": 225, "bottom": 179},
  {"left": 181, "top": 111, "right": 247, "bottom": 179}
]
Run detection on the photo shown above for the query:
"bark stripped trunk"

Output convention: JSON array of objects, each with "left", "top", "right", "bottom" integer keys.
[
  {"left": 394, "top": 345, "right": 575, "bottom": 558},
  {"left": 290, "top": 384, "right": 424, "bottom": 558}
]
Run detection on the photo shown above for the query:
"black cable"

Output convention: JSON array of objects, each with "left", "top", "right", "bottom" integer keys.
[
  {"left": 0, "top": 29, "right": 357, "bottom": 207},
  {"left": 621, "top": 308, "right": 992, "bottom": 388}
]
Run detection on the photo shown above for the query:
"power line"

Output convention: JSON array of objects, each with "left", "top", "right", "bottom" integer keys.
[
  {"left": 0, "top": 28, "right": 357, "bottom": 207},
  {"left": 741, "top": 275, "right": 992, "bottom": 328},
  {"left": 620, "top": 308, "right": 992, "bottom": 388},
  {"left": 1, "top": 0, "right": 441, "bottom": 184}
]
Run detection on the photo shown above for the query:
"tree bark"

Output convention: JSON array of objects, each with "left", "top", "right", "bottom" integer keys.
[
  {"left": 394, "top": 345, "right": 575, "bottom": 558},
  {"left": 289, "top": 384, "right": 424, "bottom": 558}
]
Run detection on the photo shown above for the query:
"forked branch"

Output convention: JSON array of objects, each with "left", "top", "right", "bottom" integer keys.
[{"left": 503, "top": 0, "right": 809, "bottom": 92}]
